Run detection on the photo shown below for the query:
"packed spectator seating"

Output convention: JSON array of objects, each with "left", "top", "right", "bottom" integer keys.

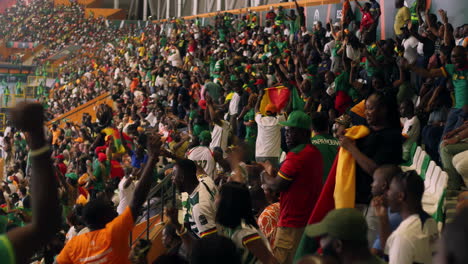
[{"left": 0, "top": 0, "right": 467, "bottom": 263}]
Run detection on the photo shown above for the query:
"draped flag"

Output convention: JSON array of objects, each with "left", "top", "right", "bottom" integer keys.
[
  {"left": 294, "top": 125, "right": 371, "bottom": 260},
  {"left": 259, "top": 85, "right": 290, "bottom": 115}
]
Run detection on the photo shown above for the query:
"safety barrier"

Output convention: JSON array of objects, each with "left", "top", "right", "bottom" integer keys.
[
  {"left": 0, "top": 90, "right": 37, "bottom": 109},
  {"left": 129, "top": 172, "right": 175, "bottom": 262},
  {"left": 0, "top": 113, "right": 5, "bottom": 132}
]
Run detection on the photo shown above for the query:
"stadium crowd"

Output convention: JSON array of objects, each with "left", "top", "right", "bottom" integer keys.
[{"left": 0, "top": 0, "right": 467, "bottom": 263}]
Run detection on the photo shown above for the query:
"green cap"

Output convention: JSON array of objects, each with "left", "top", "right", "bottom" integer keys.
[
  {"left": 279, "top": 111, "right": 312, "bottom": 130},
  {"left": 305, "top": 208, "right": 368, "bottom": 241},
  {"left": 65, "top": 173, "right": 78, "bottom": 181},
  {"left": 198, "top": 130, "right": 212, "bottom": 142}
]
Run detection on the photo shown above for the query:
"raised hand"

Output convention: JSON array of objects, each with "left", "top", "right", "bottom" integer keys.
[
  {"left": 147, "top": 134, "right": 162, "bottom": 158},
  {"left": 11, "top": 103, "right": 44, "bottom": 133},
  {"left": 371, "top": 196, "right": 388, "bottom": 218}
]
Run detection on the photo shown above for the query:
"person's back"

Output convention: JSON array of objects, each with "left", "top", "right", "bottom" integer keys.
[
  {"left": 255, "top": 113, "right": 285, "bottom": 159},
  {"left": 187, "top": 145, "right": 216, "bottom": 178},
  {"left": 57, "top": 207, "right": 134, "bottom": 263},
  {"left": 278, "top": 144, "right": 323, "bottom": 227},
  {"left": 394, "top": 4, "right": 410, "bottom": 36},
  {"left": 209, "top": 120, "right": 230, "bottom": 152}
]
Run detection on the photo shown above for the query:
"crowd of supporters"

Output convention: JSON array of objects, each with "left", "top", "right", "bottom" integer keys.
[{"left": 0, "top": 0, "right": 467, "bottom": 263}]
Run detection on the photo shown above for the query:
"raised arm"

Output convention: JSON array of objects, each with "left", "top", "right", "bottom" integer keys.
[
  {"left": 129, "top": 134, "right": 162, "bottom": 219},
  {"left": 7, "top": 103, "right": 61, "bottom": 264},
  {"left": 401, "top": 58, "right": 445, "bottom": 78},
  {"left": 424, "top": 10, "right": 439, "bottom": 36},
  {"left": 206, "top": 96, "right": 222, "bottom": 125},
  {"left": 439, "top": 10, "right": 453, "bottom": 47}
]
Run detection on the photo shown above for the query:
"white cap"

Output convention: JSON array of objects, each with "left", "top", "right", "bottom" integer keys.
[
  {"left": 333, "top": 22, "right": 340, "bottom": 27},
  {"left": 150, "top": 94, "right": 157, "bottom": 99}
]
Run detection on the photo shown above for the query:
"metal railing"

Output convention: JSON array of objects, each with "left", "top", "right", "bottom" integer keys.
[
  {"left": 0, "top": 91, "right": 36, "bottom": 109},
  {"left": 0, "top": 113, "right": 5, "bottom": 132},
  {"left": 130, "top": 172, "right": 176, "bottom": 246}
]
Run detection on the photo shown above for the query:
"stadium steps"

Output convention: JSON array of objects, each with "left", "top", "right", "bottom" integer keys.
[
  {"left": 22, "top": 45, "right": 46, "bottom": 66},
  {"left": 131, "top": 214, "right": 167, "bottom": 263},
  {"left": 46, "top": 92, "right": 113, "bottom": 127},
  {"left": 54, "top": 0, "right": 126, "bottom": 19}
]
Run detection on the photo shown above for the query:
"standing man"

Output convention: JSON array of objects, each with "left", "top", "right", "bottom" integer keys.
[
  {"left": 254, "top": 91, "right": 286, "bottom": 168},
  {"left": 206, "top": 96, "right": 230, "bottom": 154},
  {"left": 170, "top": 159, "right": 218, "bottom": 238},
  {"left": 262, "top": 111, "right": 323, "bottom": 264},
  {"left": 369, "top": 0, "right": 381, "bottom": 42},
  {"left": 186, "top": 131, "right": 217, "bottom": 178},
  {"left": 394, "top": 0, "right": 411, "bottom": 40},
  {"left": 310, "top": 112, "right": 339, "bottom": 183}
]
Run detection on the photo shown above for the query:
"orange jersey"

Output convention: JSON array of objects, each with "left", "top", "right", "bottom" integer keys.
[{"left": 56, "top": 207, "right": 134, "bottom": 264}]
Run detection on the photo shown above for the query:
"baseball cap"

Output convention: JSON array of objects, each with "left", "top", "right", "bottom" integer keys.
[
  {"left": 305, "top": 208, "right": 368, "bottom": 241},
  {"left": 98, "top": 153, "right": 107, "bottom": 162},
  {"left": 198, "top": 99, "right": 207, "bottom": 110},
  {"left": 279, "top": 111, "right": 312, "bottom": 130},
  {"left": 65, "top": 172, "right": 78, "bottom": 181},
  {"left": 198, "top": 130, "right": 212, "bottom": 142}
]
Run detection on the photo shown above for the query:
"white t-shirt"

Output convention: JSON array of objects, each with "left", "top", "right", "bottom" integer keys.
[
  {"left": 402, "top": 36, "right": 420, "bottom": 64},
  {"left": 385, "top": 214, "right": 438, "bottom": 264},
  {"left": 229, "top": 93, "right": 241, "bottom": 115},
  {"left": 145, "top": 112, "right": 158, "bottom": 127},
  {"left": 187, "top": 146, "right": 216, "bottom": 178},
  {"left": 401, "top": 116, "right": 421, "bottom": 142},
  {"left": 117, "top": 177, "right": 135, "bottom": 215},
  {"left": 210, "top": 120, "right": 230, "bottom": 153},
  {"left": 255, "top": 114, "right": 285, "bottom": 158}
]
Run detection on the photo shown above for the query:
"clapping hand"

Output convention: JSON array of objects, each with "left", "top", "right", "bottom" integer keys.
[{"left": 371, "top": 195, "right": 388, "bottom": 218}]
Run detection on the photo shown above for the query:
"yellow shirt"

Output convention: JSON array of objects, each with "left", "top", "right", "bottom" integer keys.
[{"left": 394, "top": 6, "right": 411, "bottom": 36}]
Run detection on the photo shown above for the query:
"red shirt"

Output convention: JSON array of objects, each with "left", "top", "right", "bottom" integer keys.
[
  {"left": 57, "top": 162, "right": 67, "bottom": 176},
  {"left": 110, "top": 160, "right": 124, "bottom": 179},
  {"left": 277, "top": 144, "right": 323, "bottom": 228},
  {"left": 360, "top": 9, "right": 375, "bottom": 31}
]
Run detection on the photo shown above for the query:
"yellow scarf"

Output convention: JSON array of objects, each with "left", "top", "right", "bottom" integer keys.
[{"left": 334, "top": 125, "right": 370, "bottom": 208}]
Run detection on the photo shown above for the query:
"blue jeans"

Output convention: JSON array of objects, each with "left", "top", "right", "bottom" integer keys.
[{"left": 443, "top": 108, "right": 467, "bottom": 136}]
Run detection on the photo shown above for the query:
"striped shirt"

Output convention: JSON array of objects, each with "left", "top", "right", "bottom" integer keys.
[
  {"left": 184, "top": 177, "right": 218, "bottom": 237},
  {"left": 219, "top": 221, "right": 271, "bottom": 264}
]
